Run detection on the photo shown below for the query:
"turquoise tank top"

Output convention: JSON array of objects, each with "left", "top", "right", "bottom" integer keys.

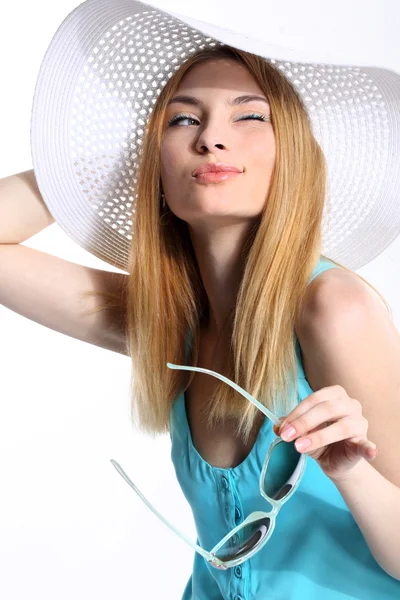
[{"left": 169, "top": 257, "right": 400, "bottom": 599}]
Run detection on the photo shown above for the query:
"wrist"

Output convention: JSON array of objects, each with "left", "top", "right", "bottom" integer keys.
[{"left": 327, "top": 458, "right": 369, "bottom": 487}]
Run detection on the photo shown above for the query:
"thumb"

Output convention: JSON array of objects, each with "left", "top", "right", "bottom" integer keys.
[{"left": 273, "top": 417, "right": 285, "bottom": 436}]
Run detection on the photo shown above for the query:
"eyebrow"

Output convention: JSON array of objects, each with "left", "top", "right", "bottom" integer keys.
[{"left": 167, "top": 94, "right": 269, "bottom": 108}]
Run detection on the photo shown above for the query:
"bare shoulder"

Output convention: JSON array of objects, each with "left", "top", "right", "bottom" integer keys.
[{"left": 295, "top": 265, "right": 387, "bottom": 334}]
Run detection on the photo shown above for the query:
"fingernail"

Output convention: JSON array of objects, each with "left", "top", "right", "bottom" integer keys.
[
  {"left": 295, "top": 438, "right": 311, "bottom": 451},
  {"left": 281, "top": 425, "right": 297, "bottom": 441}
]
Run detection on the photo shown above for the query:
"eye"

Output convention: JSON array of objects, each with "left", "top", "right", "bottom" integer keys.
[
  {"left": 167, "top": 114, "right": 200, "bottom": 127},
  {"left": 239, "top": 113, "right": 270, "bottom": 123}
]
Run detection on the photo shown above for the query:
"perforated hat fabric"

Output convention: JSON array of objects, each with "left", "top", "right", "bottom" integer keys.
[{"left": 30, "top": 0, "right": 400, "bottom": 273}]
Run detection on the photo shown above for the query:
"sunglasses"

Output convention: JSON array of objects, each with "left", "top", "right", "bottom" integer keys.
[{"left": 110, "top": 363, "right": 307, "bottom": 570}]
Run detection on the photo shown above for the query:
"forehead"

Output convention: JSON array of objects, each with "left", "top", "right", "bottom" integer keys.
[{"left": 175, "top": 58, "right": 263, "bottom": 96}]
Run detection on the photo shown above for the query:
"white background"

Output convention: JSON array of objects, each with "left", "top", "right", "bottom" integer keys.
[{"left": 1, "top": 1, "right": 399, "bottom": 598}]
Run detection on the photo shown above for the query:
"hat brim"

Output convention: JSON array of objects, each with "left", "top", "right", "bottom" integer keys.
[
  {"left": 30, "top": 0, "right": 400, "bottom": 272},
  {"left": 160, "top": 1, "right": 400, "bottom": 72}
]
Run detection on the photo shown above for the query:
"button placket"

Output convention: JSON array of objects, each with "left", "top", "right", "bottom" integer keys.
[
  {"left": 222, "top": 475, "right": 247, "bottom": 600},
  {"left": 220, "top": 474, "right": 231, "bottom": 520}
]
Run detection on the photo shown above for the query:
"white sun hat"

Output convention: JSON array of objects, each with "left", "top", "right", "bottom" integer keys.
[{"left": 30, "top": 0, "right": 400, "bottom": 273}]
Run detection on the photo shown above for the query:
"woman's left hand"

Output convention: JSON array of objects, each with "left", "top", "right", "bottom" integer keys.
[{"left": 272, "top": 384, "right": 378, "bottom": 481}]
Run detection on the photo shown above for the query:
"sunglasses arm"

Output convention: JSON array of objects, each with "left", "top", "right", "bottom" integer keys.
[
  {"left": 166, "top": 363, "right": 281, "bottom": 427},
  {"left": 110, "top": 459, "right": 224, "bottom": 566}
]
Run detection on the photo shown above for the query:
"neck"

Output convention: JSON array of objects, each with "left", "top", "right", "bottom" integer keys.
[{"left": 189, "top": 221, "right": 256, "bottom": 336}]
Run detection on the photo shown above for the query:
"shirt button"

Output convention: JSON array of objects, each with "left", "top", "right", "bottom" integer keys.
[
  {"left": 234, "top": 595, "right": 243, "bottom": 600},
  {"left": 234, "top": 565, "right": 242, "bottom": 578},
  {"left": 234, "top": 506, "right": 242, "bottom": 520},
  {"left": 221, "top": 476, "right": 229, "bottom": 489}
]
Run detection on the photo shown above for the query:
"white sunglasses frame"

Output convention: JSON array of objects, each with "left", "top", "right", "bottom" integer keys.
[{"left": 110, "top": 363, "right": 307, "bottom": 570}]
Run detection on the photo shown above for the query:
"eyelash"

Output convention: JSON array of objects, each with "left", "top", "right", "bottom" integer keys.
[{"left": 167, "top": 113, "right": 269, "bottom": 127}]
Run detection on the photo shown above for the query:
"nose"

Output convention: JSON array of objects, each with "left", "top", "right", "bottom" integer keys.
[
  {"left": 195, "top": 122, "right": 230, "bottom": 154},
  {"left": 196, "top": 140, "right": 227, "bottom": 154}
]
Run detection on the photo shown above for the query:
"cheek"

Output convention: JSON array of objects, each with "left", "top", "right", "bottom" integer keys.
[
  {"left": 243, "top": 129, "right": 276, "bottom": 171},
  {"left": 160, "top": 139, "right": 183, "bottom": 180}
]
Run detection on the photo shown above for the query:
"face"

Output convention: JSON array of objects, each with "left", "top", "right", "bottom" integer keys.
[{"left": 160, "top": 58, "right": 276, "bottom": 231}]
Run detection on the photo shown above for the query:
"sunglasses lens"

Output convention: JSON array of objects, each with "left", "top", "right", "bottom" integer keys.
[
  {"left": 263, "top": 440, "right": 302, "bottom": 501},
  {"left": 214, "top": 517, "right": 271, "bottom": 561}
]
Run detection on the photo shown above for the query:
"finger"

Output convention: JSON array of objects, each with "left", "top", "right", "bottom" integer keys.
[
  {"left": 358, "top": 440, "right": 378, "bottom": 460},
  {"left": 293, "top": 418, "right": 368, "bottom": 453},
  {"left": 279, "top": 385, "right": 346, "bottom": 432},
  {"left": 280, "top": 399, "right": 364, "bottom": 442}
]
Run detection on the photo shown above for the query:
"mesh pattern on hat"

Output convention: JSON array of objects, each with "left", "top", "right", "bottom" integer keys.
[
  {"left": 71, "top": 9, "right": 214, "bottom": 245},
  {"left": 276, "top": 61, "right": 390, "bottom": 257}
]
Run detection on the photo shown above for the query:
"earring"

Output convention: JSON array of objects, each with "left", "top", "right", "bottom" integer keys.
[{"left": 161, "top": 192, "right": 166, "bottom": 209}]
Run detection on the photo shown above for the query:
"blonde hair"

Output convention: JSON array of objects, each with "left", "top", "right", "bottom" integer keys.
[{"left": 82, "top": 45, "right": 392, "bottom": 443}]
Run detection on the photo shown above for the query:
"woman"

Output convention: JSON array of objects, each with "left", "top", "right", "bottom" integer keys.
[
  {"left": 2, "top": 2, "right": 400, "bottom": 598},
  {"left": 110, "top": 45, "right": 400, "bottom": 599}
]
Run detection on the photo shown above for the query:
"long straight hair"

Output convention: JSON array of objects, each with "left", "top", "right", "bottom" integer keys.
[{"left": 82, "top": 45, "right": 392, "bottom": 442}]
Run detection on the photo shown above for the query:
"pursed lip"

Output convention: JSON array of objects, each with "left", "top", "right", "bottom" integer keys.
[{"left": 192, "top": 163, "right": 243, "bottom": 177}]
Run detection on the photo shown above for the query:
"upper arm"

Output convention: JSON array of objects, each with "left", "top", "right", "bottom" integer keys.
[
  {"left": 297, "top": 269, "right": 400, "bottom": 486},
  {"left": 0, "top": 243, "right": 129, "bottom": 355}
]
